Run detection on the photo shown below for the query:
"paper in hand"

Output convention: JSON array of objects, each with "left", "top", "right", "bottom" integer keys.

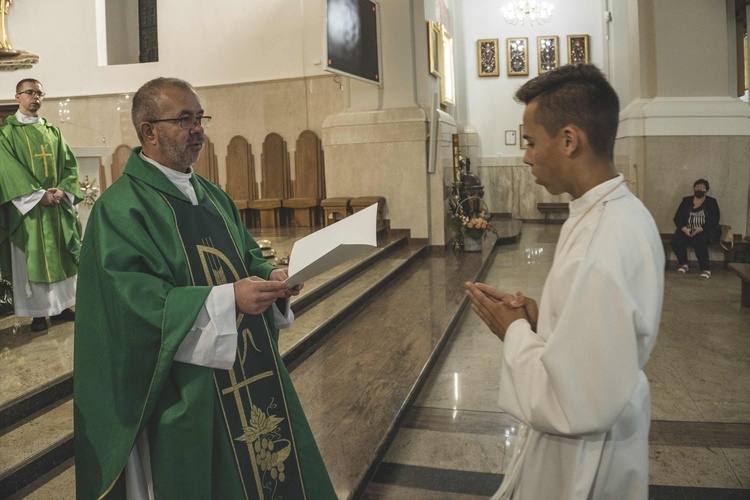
[{"left": 285, "top": 203, "right": 378, "bottom": 286}]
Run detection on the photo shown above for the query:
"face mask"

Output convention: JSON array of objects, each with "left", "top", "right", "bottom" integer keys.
[{"left": 694, "top": 190, "right": 706, "bottom": 199}]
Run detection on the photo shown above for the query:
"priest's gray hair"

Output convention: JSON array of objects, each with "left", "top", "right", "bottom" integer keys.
[{"left": 131, "top": 77, "right": 197, "bottom": 143}]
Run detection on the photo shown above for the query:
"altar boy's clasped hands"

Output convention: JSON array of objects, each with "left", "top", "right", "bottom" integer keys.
[{"left": 464, "top": 282, "right": 538, "bottom": 341}]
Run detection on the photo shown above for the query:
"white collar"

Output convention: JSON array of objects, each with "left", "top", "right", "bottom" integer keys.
[
  {"left": 139, "top": 151, "right": 194, "bottom": 179},
  {"left": 139, "top": 151, "right": 198, "bottom": 205},
  {"left": 15, "top": 111, "right": 42, "bottom": 124},
  {"left": 568, "top": 173, "right": 627, "bottom": 217}
]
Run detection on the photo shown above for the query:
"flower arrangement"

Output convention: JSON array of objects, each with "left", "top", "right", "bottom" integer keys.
[{"left": 447, "top": 197, "right": 497, "bottom": 243}]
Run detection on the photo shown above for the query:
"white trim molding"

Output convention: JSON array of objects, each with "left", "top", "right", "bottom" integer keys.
[{"left": 618, "top": 97, "right": 750, "bottom": 138}]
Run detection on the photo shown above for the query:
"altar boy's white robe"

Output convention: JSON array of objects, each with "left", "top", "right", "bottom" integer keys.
[{"left": 494, "top": 175, "right": 664, "bottom": 499}]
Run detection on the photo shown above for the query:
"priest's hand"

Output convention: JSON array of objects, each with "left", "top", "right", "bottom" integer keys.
[
  {"left": 465, "top": 282, "right": 532, "bottom": 341},
  {"left": 269, "top": 269, "right": 303, "bottom": 298},
  {"left": 234, "top": 276, "right": 291, "bottom": 315},
  {"left": 40, "top": 189, "right": 61, "bottom": 206}
]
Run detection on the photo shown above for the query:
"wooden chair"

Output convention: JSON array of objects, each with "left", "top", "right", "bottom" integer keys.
[
  {"left": 321, "top": 197, "right": 352, "bottom": 226},
  {"left": 225, "top": 135, "right": 258, "bottom": 227},
  {"left": 193, "top": 134, "right": 219, "bottom": 184},
  {"left": 282, "top": 130, "right": 325, "bottom": 227},
  {"left": 110, "top": 144, "right": 131, "bottom": 185},
  {"left": 247, "top": 133, "right": 291, "bottom": 227}
]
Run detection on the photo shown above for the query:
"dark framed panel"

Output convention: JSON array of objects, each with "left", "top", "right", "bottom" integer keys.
[
  {"left": 507, "top": 37, "right": 528, "bottom": 76},
  {"left": 567, "top": 34, "right": 590, "bottom": 64},
  {"left": 477, "top": 39, "right": 499, "bottom": 77},
  {"left": 537, "top": 36, "right": 559, "bottom": 74}
]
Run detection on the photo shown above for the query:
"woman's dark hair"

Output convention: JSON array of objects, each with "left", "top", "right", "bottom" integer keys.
[{"left": 693, "top": 179, "right": 709, "bottom": 191}]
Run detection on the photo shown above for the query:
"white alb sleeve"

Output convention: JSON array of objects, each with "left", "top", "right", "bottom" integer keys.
[
  {"left": 12, "top": 190, "right": 45, "bottom": 216},
  {"left": 173, "top": 283, "right": 238, "bottom": 370},
  {"left": 272, "top": 298, "right": 295, "bottom": 329},
  {"left": 63, "top": 191, "right": 74, "bottom": 206}
]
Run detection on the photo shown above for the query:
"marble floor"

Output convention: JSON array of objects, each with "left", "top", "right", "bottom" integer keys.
[
  {"left": 4, "top": 222, "right": 749, "bottom": 499},
  {"left": 363, "top": 223, "right": 750, "bottom": 499}
]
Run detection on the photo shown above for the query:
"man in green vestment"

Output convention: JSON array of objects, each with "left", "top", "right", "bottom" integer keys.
[
  {"left": 74, "top": 77, "right": 336, "bottom": 499},
  {"left": 0, "top": 78, "right": 82, "bottom": 331}
]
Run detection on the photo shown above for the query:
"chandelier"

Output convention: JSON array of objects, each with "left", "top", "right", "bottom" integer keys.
[{"left": 502, "top": 0, "right": 554, "bottom": 26}]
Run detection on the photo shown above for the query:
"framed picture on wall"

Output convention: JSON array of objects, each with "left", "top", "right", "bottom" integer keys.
[
  {"left": 441, "top": 25, "right": 456, "bottom": 105},
  {"left": 567, "top": 34, "right": 590, "bottom": 64},
  {"left": 505, "top": 130, "right": 517, "bottom": 145},
  {"left": 507, "top": 37, "right": 528, "bottom": 76},
  {"left": 427, "top": 20, "right": 442, "bottom": 77},
  {"left": 519, "top": 124, "right": 528, "bottom": 149},
  {"left": 537, "top": 36, "right": 559, "bottom": 74},
  {"left": 477, "top": 39, "right": 500, "bottom": 77}
]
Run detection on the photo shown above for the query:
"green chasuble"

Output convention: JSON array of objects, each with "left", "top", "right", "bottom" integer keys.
[
  {"left": 74, "top": 148, "right": 335, "bottom": 500},
  {"left": 0, "top": 114, "right": 83, "bottom": 284}
]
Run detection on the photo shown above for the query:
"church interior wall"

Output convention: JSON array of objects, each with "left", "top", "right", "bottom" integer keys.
[
  {"left": 653, "top": 0, "right": 733, "bottom": 98},
  {"left": 2, "top": 0, "right": 328, "bottom": 97},
  {"left": 2, "top": 0, "right": 748, "bottom": 244},
  {"left": 457, "top": 0, "right": 606, "bottom": 161},
  {"left": 55, "top": 75, "right": 346, "bottom": 192}
]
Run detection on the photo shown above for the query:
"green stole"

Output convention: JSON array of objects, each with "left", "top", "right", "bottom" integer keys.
[{"left": 162, "top": 191, "right": 307, "bottom": 499}]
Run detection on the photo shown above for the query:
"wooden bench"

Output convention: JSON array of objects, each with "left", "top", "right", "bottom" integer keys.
[
  {"left": 537, "top": 202, "right": 569, "bottom": 222},
  {"left": 660, "top": 233, "right": 747, "bottom": 270},
  {"left": 727, "top": 263, "right": 750, "bottom": 307}
]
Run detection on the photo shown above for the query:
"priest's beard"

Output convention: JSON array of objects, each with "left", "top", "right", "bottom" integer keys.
[{"left": 159, "top": 135, "right": 203, "bottom": 171}]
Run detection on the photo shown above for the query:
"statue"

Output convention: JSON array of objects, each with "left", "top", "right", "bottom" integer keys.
[
  {"left": 0, "top": 0, "right": 16, "bottom": 53},
  {"left": 0, "top": 1, "right": 39, "bottom": 70}
]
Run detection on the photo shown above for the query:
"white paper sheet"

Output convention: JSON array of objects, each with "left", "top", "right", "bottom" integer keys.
[{"left": 285, "top": 203, "right": 378, "bottom": 286}]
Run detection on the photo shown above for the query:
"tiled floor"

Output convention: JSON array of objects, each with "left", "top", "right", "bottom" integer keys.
[{"left": 364, "top": 223, "right": 750, "bottom": 499}]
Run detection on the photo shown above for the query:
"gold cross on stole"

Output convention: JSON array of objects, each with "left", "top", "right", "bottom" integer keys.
[{"left": 34, "top": 144, "right": 53, "bottom": 177}]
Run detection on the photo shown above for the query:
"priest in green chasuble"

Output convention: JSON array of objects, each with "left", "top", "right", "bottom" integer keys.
[
  {"left": 74, "top": 77, "right": 336, "bottom": 499},
  {"left": 0, "top": 78, "right": 82, "bottom": 332}
]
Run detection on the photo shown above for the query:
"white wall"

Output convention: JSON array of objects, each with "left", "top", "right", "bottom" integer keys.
[
  {"left": 458, "top": 0, "right": 605, "bottom": 160},
  {"left": 0, "top": 0, "right": 329, "bottom": 99},
  {"left": 105, "top": 0, "right": 140, "bottom": 65}
]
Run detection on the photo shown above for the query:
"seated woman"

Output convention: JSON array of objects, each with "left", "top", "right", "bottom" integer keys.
[{"left": 671, "top": 179, "right": 721, "bottom": 279}]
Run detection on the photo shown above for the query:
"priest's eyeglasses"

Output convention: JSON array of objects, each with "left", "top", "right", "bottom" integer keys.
[
  {"left": 19, "top": 90, "right": 46, "bottom": 98},
  {"left": 148, "top": 115, "right": 212, "bottom": 129}
]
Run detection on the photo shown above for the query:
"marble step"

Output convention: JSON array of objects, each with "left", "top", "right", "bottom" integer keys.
[
  {"left": 0, "top": 398, "right": 74, "bottom": 498},
  {"left": 289, "top": 229, "right": 410, "bottom": 315},
  {"left": 0, "top": 230, "right": 410, "bottom": 431},
  {"left": 281, "top": 238, "right": 428, "bottom": 367},
  {"left": 0, "top": 320, "right": 75, "bottom": 430},
  {"left": 7, "top": 458, "right": 75, "bottom": 500},
  {"left": 2, "top": 237, "right": 426, "bottom": 499},
  {"left": 0, "top": 230, "right": 419, "bottom": 497},
  {"left": 289, "top": 237, "right": 501, "bottom": 500}
]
